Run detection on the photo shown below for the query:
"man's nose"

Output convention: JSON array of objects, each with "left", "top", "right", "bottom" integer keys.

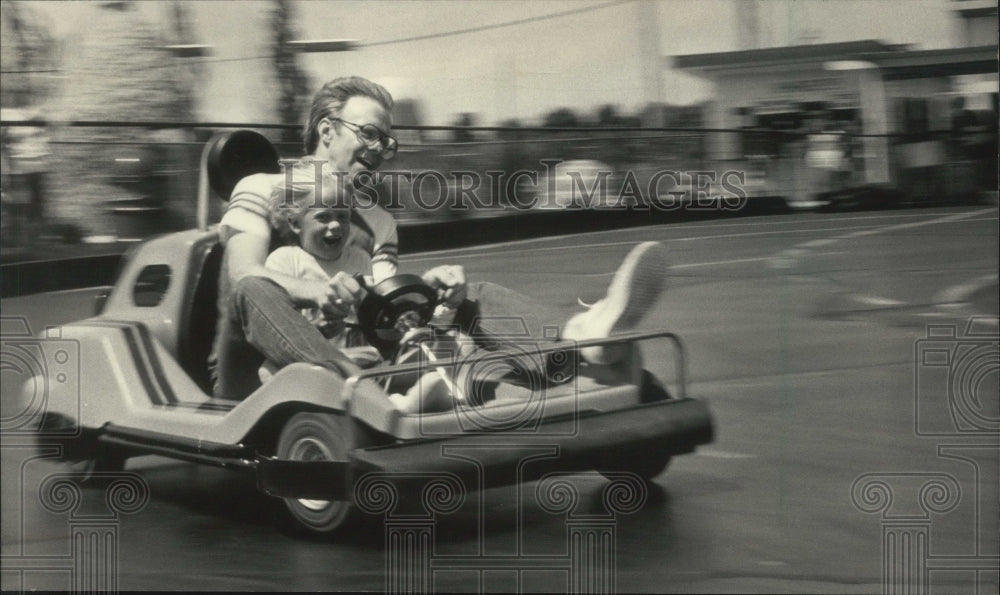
[{"left": 360, "top": 148, "right": 383, "bottom": 167}]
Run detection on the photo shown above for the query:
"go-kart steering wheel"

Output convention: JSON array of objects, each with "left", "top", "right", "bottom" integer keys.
[{"left": 355, "top": 274, "right": 439, "bottom": 354}]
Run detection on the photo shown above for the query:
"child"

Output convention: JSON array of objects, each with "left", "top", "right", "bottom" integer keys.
[
  {"left": 264, "top": 178, "right": 455, "bottom": 414},
  {"left": 266, "top": 201, "right": 370, "bottom": 348}
]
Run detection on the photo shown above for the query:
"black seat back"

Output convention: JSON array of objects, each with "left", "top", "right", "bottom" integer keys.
[{"left": 178, "top": 237, "right": 225, "bottom": 393}]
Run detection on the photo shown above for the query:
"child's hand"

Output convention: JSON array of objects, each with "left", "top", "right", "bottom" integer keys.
[
  {"left": 292, "top": 273, "right": 362, "bottom": 319},
  {"left": 320, "top": 271, "right": 363, "bottom": 318}
]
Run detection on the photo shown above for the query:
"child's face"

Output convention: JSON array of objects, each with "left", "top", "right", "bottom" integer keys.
[{"left": 294, "top": 207, "right": 352, "bottom": 261}]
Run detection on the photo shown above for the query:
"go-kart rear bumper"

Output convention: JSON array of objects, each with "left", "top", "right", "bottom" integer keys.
[{"left": 257, "top": 397, "right": 713, "bottom": 501}]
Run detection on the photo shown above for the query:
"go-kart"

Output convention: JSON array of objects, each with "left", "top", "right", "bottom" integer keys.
[{"left": 16, "top": 130, "right": 715, "bottom": 536}]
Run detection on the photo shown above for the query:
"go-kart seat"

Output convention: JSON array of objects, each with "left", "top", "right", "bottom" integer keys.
[
  {"left": 180, "top": 128, "right": 284, "bottom": 395},
  {"left": 177, "top": 236, "right": 225, "bottom": 394},
  {"left": 178, "top": 233, "right": 387, "bottom": 394}
]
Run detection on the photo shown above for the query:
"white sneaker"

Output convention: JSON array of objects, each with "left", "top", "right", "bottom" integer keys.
[{"left": 563, "top": 241, "right": 669, "bottom": 363}]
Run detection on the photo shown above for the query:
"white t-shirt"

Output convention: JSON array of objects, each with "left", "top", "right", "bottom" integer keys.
[
  {"left": 265, "top": 244, "right": 372, "bottom": 343},
  {"left": 220, "top": 169, "right": 399, "bottom": 282}
]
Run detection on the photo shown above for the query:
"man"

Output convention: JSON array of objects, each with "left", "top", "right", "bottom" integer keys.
[{"left": 211, "top": 76, "right": 669, "bottom": 401}]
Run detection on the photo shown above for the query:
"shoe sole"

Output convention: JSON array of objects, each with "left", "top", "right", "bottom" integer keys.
[{"left": 590, "top": 241, "right": 669, "bottom": 337}]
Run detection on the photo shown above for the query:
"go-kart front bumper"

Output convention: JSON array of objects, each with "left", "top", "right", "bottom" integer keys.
[{"left": 256, "top": 396, "right": 713, "bottom": 501}]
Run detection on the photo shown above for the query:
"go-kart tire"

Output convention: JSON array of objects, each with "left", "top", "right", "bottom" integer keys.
[
  {"left": 67, "top": 452, "right": 127, "bottom": 479},
  {"left": 639, "top": 370, "right": 672, "bottom": 403},
  {"left": 599, "top": 447, "right": 671, "bottom": 483},
  {"left": 59, "top": 449, "right": 128, "bottom": 488},
  {"left": 36, "top": 413, "right": 127, "bottom": 482},
  {"left": 600, "top": 370, "right": 672, "bottom": 481},
  {"left": 627, "top": 453, "right": 672, "bottom": 481},
  {"left": 276, "top": 412, "right": 362, "bottom": 536}
]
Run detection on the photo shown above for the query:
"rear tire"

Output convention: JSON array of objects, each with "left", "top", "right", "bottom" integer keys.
[
  {"left": 639, "top": 370, "right": 672, "bottom": 403},
  {"left": 276, "top": 412, "right": 363, "bottom": 536},
  {"left": 602, "top": 371, "right": 673, "bottom": 481},
  {"left": 627, "top": 452, "right": 672, "bottom": 481},
  {"left": 67, "top": 451, "right": 127, "bottom": 479},
  {"left": 37, "top": 413, "right": 127, "bottom": 482}
]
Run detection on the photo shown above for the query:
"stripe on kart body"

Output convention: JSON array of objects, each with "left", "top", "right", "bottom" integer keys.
[
  {"left": 69, "top": 319, "right": 235, "bottom": 414},
  {"left": 81, "top": 320, "right": 175, "bottom": 405},
  {"left": 77, "top": 319, "right": 166, "bottom": 405},
  {"left": 134, "top": 323, "right": 179, "bottom": 404}
]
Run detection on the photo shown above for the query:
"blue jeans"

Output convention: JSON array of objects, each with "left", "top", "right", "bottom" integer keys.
[{"left": 212, "top": 277, "right": 570, "bottom": 400}]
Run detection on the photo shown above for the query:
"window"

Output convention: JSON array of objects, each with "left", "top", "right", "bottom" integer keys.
[{"left": 133, "top": 265, "right": 171, "bottom": 307}]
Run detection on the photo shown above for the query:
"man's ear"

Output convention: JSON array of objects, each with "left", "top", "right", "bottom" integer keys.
[{"left": 319, "top": 118, "right": 334, "bottom": 145}]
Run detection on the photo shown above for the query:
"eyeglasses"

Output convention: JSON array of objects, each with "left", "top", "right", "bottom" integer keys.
[{"left": 331, "top": 118, "right": 398, "bottom": 159}]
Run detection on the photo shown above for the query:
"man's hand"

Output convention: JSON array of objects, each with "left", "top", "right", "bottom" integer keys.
[{"left": 422, "top": 264, "right": 468, "bottom": 308}]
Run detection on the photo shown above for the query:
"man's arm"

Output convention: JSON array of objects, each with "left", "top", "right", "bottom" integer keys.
[{"left": 225, "top": 231, "right": 363, "bottom": 319}]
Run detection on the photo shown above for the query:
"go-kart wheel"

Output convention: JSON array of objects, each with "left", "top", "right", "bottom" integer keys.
[
  {"left": 628, "top": 454, "right": 672, "bottom": 481},
  {"left": 36, "top": 413, "right": 127, "bottom": 482},
  {"left": 640, "top": 370, "right": 672, "bottom": 403},
  {"left": 60, "top": 450, "right": 128, "bottom": 487},
  {"left": 67, "top": 452, "right": 127, "bottom": 478},
  {"left": 276, "top": 412, "right": 362, "bottom": 536},
  {"left": 600, "top": 450, "right": 672, "bottom": 483},
  {"left": 600, "top": 370, "right": 673, "bottom": 482}
]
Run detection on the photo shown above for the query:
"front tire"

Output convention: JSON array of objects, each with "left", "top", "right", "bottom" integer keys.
[{"left": 276, "top": 412, "right": 360, "bottom": 535}]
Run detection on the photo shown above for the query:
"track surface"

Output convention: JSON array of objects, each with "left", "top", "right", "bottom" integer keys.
[{"left": 2, "top": 206, "right": 998, "bottom": 592}]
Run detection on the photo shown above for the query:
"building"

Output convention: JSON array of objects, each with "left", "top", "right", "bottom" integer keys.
[{"left": 672, "top": 1, "right": 998, "bottom": 206}]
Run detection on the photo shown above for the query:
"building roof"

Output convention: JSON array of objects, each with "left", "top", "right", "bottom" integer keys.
[
  {"left": 673, "top": 39, "right": 998, "bottom": 82},
  {"left": 951, "top": 0, "right": 998, "bottom": 19},
  {"left": 672, "top": 40, "right": 906, "bottom": 70},
  {"left": 865, "top": 45, "right": 999, "bottom": 80}
]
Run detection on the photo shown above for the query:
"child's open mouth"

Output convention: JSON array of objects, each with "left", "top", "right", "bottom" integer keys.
[{"left": 322, "top": 235, "right": 342, "bottom": 247}]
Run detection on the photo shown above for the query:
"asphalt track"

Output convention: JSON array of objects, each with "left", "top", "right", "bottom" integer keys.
[{"left": 2, "top": 206, "right": 998, "bottom": 593}]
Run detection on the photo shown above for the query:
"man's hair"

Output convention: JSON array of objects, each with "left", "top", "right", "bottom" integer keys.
[{"left": 303, "top": 76, "right": 394, "bottom": 154}]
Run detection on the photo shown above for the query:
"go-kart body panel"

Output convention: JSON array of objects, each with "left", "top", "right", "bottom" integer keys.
[
  {"left": 37, "top": 314, "right": 649, "bottom": 446},
  {"left": 36, "top": 319, "right": 353, "bottom": 444},
  {"left": 22, "top": 219, "right": 714, "bottom": 503},
  {"left": 100, "top": 228, "right": 221, "bottom": 357},
  {"left": 257, "top": 396, "right": 715, "bottom": 501}
]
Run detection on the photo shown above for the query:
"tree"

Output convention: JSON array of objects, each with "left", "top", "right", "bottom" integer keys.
[
  {"left": 167, "top": 0, "right": 201, "bottom": 122},
  {"left": 451, "top": 112, "right": 476, "bottom": 143},
  {"left": 270, "top": 0, "right": 310, "bottom": 145},
  {"left": 0, "top": 1, "right": 58, "bottom": 107},
  {"left": 543, "top": 108, "right": 580, "bottom": 128},
  {"left": 597, "top": 104, "right": 621, "bottom": 127},
  {"left": 50, "top": 1, "right": 203, "bottom": 236}
]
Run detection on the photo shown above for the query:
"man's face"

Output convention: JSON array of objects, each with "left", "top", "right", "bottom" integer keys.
[
  {"left": 295, "top": 207, "right": 352, "bottom": 261},
  {"left": 323, "top": 95, "right": 393, "bottom": 183}
]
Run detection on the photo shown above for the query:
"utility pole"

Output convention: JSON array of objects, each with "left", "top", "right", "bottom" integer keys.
[
  {"left": 635, "top": 0, "right": 663, "bottom": 126},
  {"left": 734, "top": 0, "right": 761, "bottom": 50}
]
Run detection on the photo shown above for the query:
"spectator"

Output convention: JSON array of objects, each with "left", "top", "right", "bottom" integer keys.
[{"left": 2, "top": 107, "right": 50, "bottom": 247}]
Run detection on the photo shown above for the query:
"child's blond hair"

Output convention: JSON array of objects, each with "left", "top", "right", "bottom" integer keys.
[{"left": 271, "top": 161, "right": 352, "bottom": 242}]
